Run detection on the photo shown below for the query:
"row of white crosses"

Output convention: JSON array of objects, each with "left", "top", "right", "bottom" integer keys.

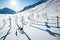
[{"left": 0, "top": 15, "right": 31, "bottom": 40}]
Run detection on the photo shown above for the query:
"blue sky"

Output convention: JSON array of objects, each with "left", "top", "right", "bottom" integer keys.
[{"left": 0, "top": 0, "right": 40, "bottom": 11}]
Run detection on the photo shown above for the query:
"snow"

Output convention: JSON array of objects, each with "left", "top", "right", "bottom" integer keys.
[{"left": 0, "top": 0, "right": 60, "bottom": 40}]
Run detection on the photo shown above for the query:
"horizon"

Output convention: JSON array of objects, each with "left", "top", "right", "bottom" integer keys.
[{"left": 0, "top": 0, "right": 40, "bottom": 11}]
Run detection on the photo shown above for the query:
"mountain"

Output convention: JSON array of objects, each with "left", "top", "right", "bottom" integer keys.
[
  {"left": 20, "top": 0, "right": 48, "bottom": 12},
  {"left": 0, "top": 7, "right": 16, "bottom": 14}
]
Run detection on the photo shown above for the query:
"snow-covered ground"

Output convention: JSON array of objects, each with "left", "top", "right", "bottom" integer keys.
[{"left": 0, "top": 0, "right": 60, "bottom": 40}]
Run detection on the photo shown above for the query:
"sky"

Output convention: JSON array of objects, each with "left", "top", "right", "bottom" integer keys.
[{"left": 0, "top": 0, "right": 40, "bottom": 11}]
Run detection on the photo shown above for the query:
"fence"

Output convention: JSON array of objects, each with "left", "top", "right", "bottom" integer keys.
[{"left": 28, "top": 13, "right": 60, "bottom": 28}]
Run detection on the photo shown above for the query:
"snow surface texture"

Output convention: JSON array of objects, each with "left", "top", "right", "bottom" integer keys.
[{"left": 0, "top": 0, "right": 60, "bottom": 40}]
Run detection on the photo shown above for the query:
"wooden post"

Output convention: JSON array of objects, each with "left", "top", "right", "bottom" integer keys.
[
  {"left": 57, "top": 16, "right": 59, "bottom": 28},
  {"left": 46, "top": 13, "right": 48, "bottom": 22}
]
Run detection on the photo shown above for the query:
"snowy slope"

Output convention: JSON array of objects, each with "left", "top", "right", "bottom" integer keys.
[{"left": 0, "top": 0, "right": 60, "bottom": 40}]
